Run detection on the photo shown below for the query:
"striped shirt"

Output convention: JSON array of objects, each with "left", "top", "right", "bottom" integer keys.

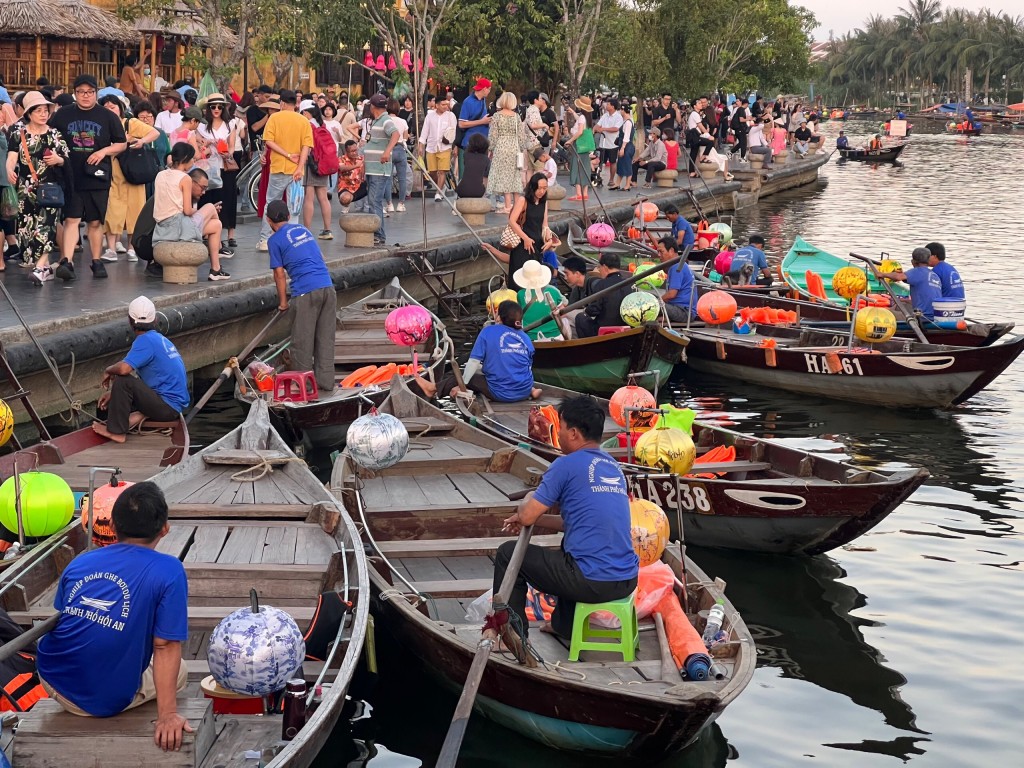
[{"left": 361, "top": 113, "right": 397, "bottom": 176}]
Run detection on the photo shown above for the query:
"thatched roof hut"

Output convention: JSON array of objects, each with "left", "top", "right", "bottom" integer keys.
[
  {"left": 56, "top": 0, "right": 140, "bottom": 46},
  {"left": 132, "top": 1, "right": 238, "bottom": 48},
  {"left": 0, "top": 0, "right": 79, "bottom": 38}
]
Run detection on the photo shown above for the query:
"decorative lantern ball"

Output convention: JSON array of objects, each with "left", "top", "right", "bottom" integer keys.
[
  {"left": 635, "top": 263, "right": 666, "bottom": 290},
  {"left": 609, "top": 385, "right": 659, "bottom": 429},
  {"left": 384, "top": 305, "right": 434, "bottom": 347},
  {"left": 629, "top": 499, "right": 670, "bottom": 568},
  {"left": 696, "top": 290, "right": 738, "bottom": 325},
  {"left": 831, "top": 266, "right": 868, "bottom": 300},
  {"left": 0, "top": 400, "right": 13, "bottom": 448},
  {"left": 854, "top": 307, "right": 897, "bottom": 343},
  {"left": 586, "top": 222, "right": 615, "bottom": 249},
  {"left": 713, "top": 250, "right": 734, "bottom": 275},
  {"left": 0, "top": 472, "right": 74, "bottom": 538},
  {"left": 346, "top": 409, "right": 410, "bottom": 471},
  {"left": 707, "top": 222, "right": 733, "bottom": 246},
  {"left": 619, "top": 291, "right": 660, "bottom": 327},
  {"left": 207, "top": 605, "right": 306, "bottom": 696},
  {"left": 634, "top": 426, "right": 696, "bottom": 475},
  {"left": 878, "top": 259, "right": 903, "bottom": 274},
  {"left": 486, "top": 288, "right": 518, "bottom": 316},
  {"left": 634, "top": 202, "right": 659, "bottom": 223},
  {"left": 80, "top": 480, "right": 134, "bottom": 547}
]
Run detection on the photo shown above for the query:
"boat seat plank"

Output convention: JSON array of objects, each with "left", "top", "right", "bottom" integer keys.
[
  {"left": 683, "top": 461, "right": 772, "bottom": 475},
  {"left": 170, "top": 504, "right": 314, "bottom": 519},
  {"left": 185, "top": 564, "right": 327, "bottom": 601},
  {"left": 293, "top": 526, "right": 338, "bottom": 565},
  {"left": 382, "top": 476, "right": 431, "bottom": 507},
  {"left": 479, "top": 472, "right": 532, "bottom": 497},
  {"left": 376, "top": 534, "right": 562, "bottom": 558},
  {"left": 157, "top": 525, "right": 196, "bottom": 559},
  {"left": 400, "top": 416, "right": 456, "bottom": 434},
  {"left": 184, "top": 659, "right": 334, "bottom": 684},
  {"left": 185, "top": 525, "right": 230, "bottom": 563},
  {"left": 410, "top": 578, "right": 491, "bottom": 598},
  {"left": 358, "top": 478, "right": 391, "bottom": 509},
  {"left": 334, "top": 351, "right": 427, "bottom": 365},
  {"left": 399, "top": 556, "right": 456, "bottom": 583},
  {"left": 7, "top": 605, "right": 315, "bottom": 631},
  {"left": 440, "top": 556, "right": 495, "bottom": 580},
  {"left": 217, "top": 526, "right": 269, "bottom": 564},
  {"left": 446, "top": 473, "right": 509, "bottom": 503},
  {"left": 412, "top": 474, "right": 465, "bottom": 506},
  {"left": 202, "top": 450, "right": 293, "bottom": 466},
  {"left": 259, "top": 526, "right": 298, "bottom": 564}
]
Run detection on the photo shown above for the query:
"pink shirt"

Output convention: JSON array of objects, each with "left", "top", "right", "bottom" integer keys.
[{"left": 665, "top": 141, "right": 679, "bottom": 172}]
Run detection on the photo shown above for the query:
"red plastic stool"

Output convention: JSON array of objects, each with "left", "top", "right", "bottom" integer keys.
[
  {"left": 274, "top": 371, "right": 318, "bottom": 402},
  {"left": 598, "top": 326, "right": 631, "bottom": 336}
]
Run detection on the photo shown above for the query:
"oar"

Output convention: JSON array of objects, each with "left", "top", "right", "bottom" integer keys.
[
  {"left": 524, "top": 245, "right": 693, "bottom": 332},
  {"left": 848, "top": 252, "right": 928, "bottom": 343},
  {"left": 436, "top": 524, "right": 534, "bottom": 768},
  {"left": 184, "top": 310, "right": 285, "bottom": 424}
]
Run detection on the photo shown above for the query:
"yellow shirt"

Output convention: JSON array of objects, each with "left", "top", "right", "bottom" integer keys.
[{"left": 263, "top": 110, "right": 314, "bottom": 175}]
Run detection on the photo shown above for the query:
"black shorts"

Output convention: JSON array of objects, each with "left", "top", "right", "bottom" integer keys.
[
  {"left": 64, "top": 189, "right": 110, "bottom": 223},
  {"left": 601, "top": 147, "right": 618, "bottom": 165}
]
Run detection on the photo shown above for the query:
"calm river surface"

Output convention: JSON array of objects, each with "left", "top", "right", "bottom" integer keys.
[{"left": 195, "top": 121, "right": 1024, "bottom": 767}]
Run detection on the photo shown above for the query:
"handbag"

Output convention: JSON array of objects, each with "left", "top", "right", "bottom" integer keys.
[
  {"left": 117, "top": 119, "right": 160, "bottom": 185},
  {"left": 499, "top": 209, "right": 526, "bottom": 250},
  {"left": 20, "top": 130, "right": 64, "bottom": 209},
  {"left": 576, "top": 127, "right": 596, "bottom": 154},
  {"left": 223, "top": 154, "right": 240, "bottom": 172}
]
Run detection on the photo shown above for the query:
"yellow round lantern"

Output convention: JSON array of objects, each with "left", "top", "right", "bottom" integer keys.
[
  {"left": 0, "top": 400, "right": 13, "bottom": 448},
  {"left": 629, "top": 498, "right": 670, "bottom": 567},
  {"left": 878, "top": 259, "right": 903, "bottom": 274},
  {"left": 854, "top": 307, "right": 897, "bottom": 343},
  {"left": 0, "top": 472, "right": 74, "bottom": 538},
  {"left": 634, "top": 426, "right": 696, "bottom": 475},
  {"left": 831, "top": 267, "right": 868, "bottom": 300},
  {"left": 486, "top": 289, "right": 518, "bottom": 316}
]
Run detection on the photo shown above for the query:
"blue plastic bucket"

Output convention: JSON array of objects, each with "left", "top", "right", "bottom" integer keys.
[{"left": 932, "top": 298, "right": 966, "bottom": 329}]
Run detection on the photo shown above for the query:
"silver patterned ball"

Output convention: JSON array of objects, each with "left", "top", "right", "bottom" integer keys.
[
  {"left": 207, "top": 606, "right": 306, "bottom": 696},
  {"left": 346, "top": 410, "right": 410, "bottom": 471}
]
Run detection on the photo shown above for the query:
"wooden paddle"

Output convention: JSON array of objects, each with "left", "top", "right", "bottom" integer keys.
[
  {"left": 185, "top": 310, "right": 285, "bottom": 424},
  {"left": 848, "top": 252, "right": 929, "bottom": 343},
  {"left": 436, "top": 524, "right": 534, "bottom": 768},
  {"left": 524, "top": 245, "right": 693, "bottom": 332}
]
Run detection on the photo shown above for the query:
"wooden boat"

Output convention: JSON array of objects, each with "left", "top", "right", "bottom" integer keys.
[
  {"left": 681, "top": 323, "right": 1024, "bottom": 409},
  {"left": 330, "top": 378, "right": 755, "bottom": 758},
  {"left": 533, "top": 323, "right": 689, "bottom": 396},
  {"left": 781, "top": 236, "right": 909, "bottom": 304},
  {"left": 457, "top": 384, "right": 929, "bottom": 555},
  {"left": 838, "top": 143, "right": 906, "bottom": 163},
  {"left": 237, "top": 277, "right": 450, "bottom": 447},
  {"left": 5, "top": 400, "right": 369, "bottom": 767},
  {"left": 948, "top": 124, "right": 982, "bottom": 136}
]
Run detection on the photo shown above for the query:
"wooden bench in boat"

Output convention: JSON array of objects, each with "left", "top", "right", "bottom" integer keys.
[
  {"left": 410, "top": 578, "right": 492, "bottom": 598},
  {"left": 15, "top": 696, "right": 214, "bottom": 767},
  {"left": 183, "top": 659, "right": 336, "bottom": 684},
  {"left": 376, "top": 534, "right": 562, "bottom": 558},
  {"left": 8, "top": 604, "right": 317, "bottom": 631}
]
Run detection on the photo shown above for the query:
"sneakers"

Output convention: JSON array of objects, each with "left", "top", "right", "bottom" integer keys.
[
  {"left": 385, "top": 202, "right": 394, "bottom": 213},
  {"left": 115, "top": 242, "right": 127, "bottom": 254},
  {"left": 91, "top": 260, "right": 108, "bottom": 278},
  {"left": 3, "top": 245, "right": 21, "bottom": 262},
  {"left": 126, "top": 248, "right": 138, "bottom": 262},
  {"left": 144, "top": 261, "right": 163, "bottom": 278},
  {"left": 227, "top": 238, "right": 238, "bottom": 248},
  {"left": 396, "top": 202, "right": 406, "bottom": 213},
  {"left": 257, "top": 239, "right": 269, "bottom": 252},
  {"left": 373, "top": 237, "right": 386, "bottom": 247},
  {"left": 55, "top": 259, "right": 75, "bottom": 281},
  {"left": 434, "top": 192, "right": 443, "bottom": 202},
  {"left": 29, "top": 266, "right": 54, "bottom": 284},
  {"left": 101, "top": 249, "right": 118, "bottom": 262},
  {"left": 208, "top": 269, "right": 231, "bottom": 281},
  {"left": 318, "top": 229, "right": 334, "bottom": 240},
  {"left": 218, "top": 245, "right": 235, "bottom": 259},
  {"left": 383, "top": 208, "right": 390, "bottom": 218}
]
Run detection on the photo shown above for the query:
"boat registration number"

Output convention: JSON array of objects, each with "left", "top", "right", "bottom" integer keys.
[
  {"left": 630, "top": 478, "right": 713, "bottom": 514},
  {"left": 804, "top": 353, "right": 864, "bottom": 376}
]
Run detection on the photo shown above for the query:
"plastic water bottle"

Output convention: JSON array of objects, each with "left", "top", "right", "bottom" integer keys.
[{"left": 702, "top": 599, "right": 726, "bottom": 647}]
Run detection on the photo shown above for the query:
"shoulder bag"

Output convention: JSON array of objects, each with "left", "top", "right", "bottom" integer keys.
[
  {"left": 575, "top": 127, "right": 596, "bottom": 154},
  {"left": 118, "top": 119, "right": 160, "bottom": 186},
  {"left": 20, "top": 130, "right": 64, "bottom": 209},
  {"left": 499, "top": 207, "right": 527, "bottom": 249}
]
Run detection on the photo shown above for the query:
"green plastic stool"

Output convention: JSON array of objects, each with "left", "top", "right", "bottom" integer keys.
[{"left": 568, "top": 594, "right": 639, "bottom": 661}]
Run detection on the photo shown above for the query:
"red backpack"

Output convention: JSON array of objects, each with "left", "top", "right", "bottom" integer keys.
[{"left": 310, "top": 125, "right": 340, "bottom": 176}]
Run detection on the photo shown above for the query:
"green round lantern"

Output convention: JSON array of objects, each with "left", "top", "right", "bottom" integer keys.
[{"left": 0, "top": 472, "right": 75, "bottom": 537}]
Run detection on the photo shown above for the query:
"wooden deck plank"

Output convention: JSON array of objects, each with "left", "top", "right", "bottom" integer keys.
[
  {"left": 410, "top": 578, "right": 491, "bottom": 598},
  {"left": 412, "top": 474, "right": 465, "bottom": 506},
  {"left": 440, "top": 555, "right": 495, "bottom": 580},
  {"left": 446, "top": 473, "right": 508, "bottom": 503},
  {"left": 217, "top": 526, "right": 268, "bottom": 564},
  {"left": 430, "top": 598, "right": 471, "bottom": 624},
  {"left": 358, "top": 478, "right": 390, "bottom": 509},
  {"left": 293, "top": 526, "right": 338, "bottom": 565},
  {"left": 479, "top": 472, "right": 531, "bottom": 497},
  {"left": 256, "top": 470, "right": 316, "bottom": 506},
  {"left": 260, "top": 526, "right": 298, "bottom": 564},
  {"left": 375, "top": 534, "right": 562, "bottom": 558},
  {"left": 399, "top": 556, "right": 454, "bottom": 583},
  {"left": 156, "top": 525, "right": 196, "bottom": 560},
  {"left": 162, "top": 466, "right": 234, "bottom": 505},
  {"left": 382, "top": 476, "right": 430, "bottom": 507},
  {"left": 185, "top": 525, "right": 230, "bottom": 563}
]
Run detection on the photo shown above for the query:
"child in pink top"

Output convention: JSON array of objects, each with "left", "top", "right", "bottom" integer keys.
[{"left": 663, "top": 127, "right": 680, "bottom": 172}]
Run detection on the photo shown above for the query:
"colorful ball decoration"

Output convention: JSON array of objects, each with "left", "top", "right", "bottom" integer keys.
[
  {"left": 486, "top": 288, "right": 518, "bottom": 315},
  {"left": 80, "top": 480, "right": 134, "bottom": 547},
  {"left": 609, "top": 385, "right": 659, "bottom": 429},
  {"left": 384, "top": 305, "right": 434, "bottom": 347},
  {"left": 346, "top": 409, "right": 410, "bottom": 471},
  {"left": 619, "top": 291, "right": 661, "bottom": 327},
  {"left": 706, "top": 222, "right": 733, "bottom": 246},
  {"left": 634, "top": 426, "right": 696, "bottom": 475},
  {"left": 629, "top": 499, "right": 670, "bottom": 567},
  {"left": 696, "top": 290, "right": 738, "bottom": 325},
  {"left": 0, "top": 400, "right": 13, "bottom": 448},
  {"left": 713, "top": 251, "right": 734, "bottom": 275},
  {"left": 586, "top": 222, "right": 615, "bottom": 249},
  {"left": 207, "top": 605, "right": 306, "bottom": 696},
  {"left": 854, "top": 307, "right": 898, "bottom": 343},
  {"left": 878, "top": 259, "right": 903, "bottom": 274},
  {"left": 0, "top": 472, "right": 74, "bottom": 538},
  {"left": 831, "top": 266, "right": 868, "bottom": 300},
  {"left": 634, "top": 202, "right": 658, "bottom": 223},
  {"left": 635, "top": 262, "right": 666, "bottom": 290}
]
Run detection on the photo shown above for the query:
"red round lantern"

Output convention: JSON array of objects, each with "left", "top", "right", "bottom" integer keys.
[
  {"left": 80, "top": 480, "right": 134, "bottom": 547},
  {"left": 634, "top": 202, "right": 658, "bottom": 223},
  {"left": 385, "top": 305, "right": 434, "bottom": 347},
  {"left": 586, "top": 223, "right": 615, "bottom": 249},
  {"left": 609, "top": 385, "right": 659, "bottom": 429},
  {"left": 713, "top": 251, "right": 734, "bottom": 275},
  {"left": 696, "top": 290, "right": 738, "bottom": 325}
]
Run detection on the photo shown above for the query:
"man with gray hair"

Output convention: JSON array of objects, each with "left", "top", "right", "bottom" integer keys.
[{"left": 878, "top": 248, "right": 942, "bottom": 320}]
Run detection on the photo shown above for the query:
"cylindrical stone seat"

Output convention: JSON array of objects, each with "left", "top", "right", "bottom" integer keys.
[
  {"left": 749, "top": 156, "right": 765, "bottom": 170},
  {"left": 546, "top": 184, "right": 567, "bottom": 211},
  {"left": 339, "top": 214, "right": 381, "bottom": 247},
  {"left": 774, "top": 151, "right": 788, "bottom": 165},
  {"left": 153, "top": 241, "right": 208, "bottom": 284},
  {"left": 697, "top": 161, "right": 719, "bottom": 180},
  {"left": 455, "top": 197, "right": 492, "bottom": 226},
  {"left": 654, "top": 169, "right": 678, "bottom": 188}
]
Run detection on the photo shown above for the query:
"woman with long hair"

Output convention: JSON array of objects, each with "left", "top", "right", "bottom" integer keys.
[
  {"left": 196, "top": 94, "right": 236, "bottom": 256},
  {"left": 300, "top": 103, "right": 333, "bottom": 238},
  {"left": 505, "top": 172, "right": 549, "bottom": 291}
]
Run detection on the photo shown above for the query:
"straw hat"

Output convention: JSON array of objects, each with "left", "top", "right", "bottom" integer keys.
[
  {"left": 21, "top": 91, "right": 53, "bottom": 114},
  {"left": 263, "top": 96, "right": 282, "bottom": 112},
  {"left": 512, "top": 260, "right": 552, "bottom": 291},
  {"left": 574, "top": 96, "right": 593, "bottom": 113},
  {"left": 203, "top": 92, "right": 229, "bottom": 106}
]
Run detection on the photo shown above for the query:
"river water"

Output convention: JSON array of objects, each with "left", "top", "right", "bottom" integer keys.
[{"left": 197, "top": 120, "right": 1024, "bottom": 766}]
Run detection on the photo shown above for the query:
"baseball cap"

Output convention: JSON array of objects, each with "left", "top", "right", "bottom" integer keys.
[
  {"left": 182, "top": 106, "right": 203, "bottom": 122},
  {"left": 73, "top": 74, "right": 98, "bottom": 91},
  {"left": 473, "top": 77, "right": 492, "bottom": 91},
  {"left": 537, "top": 92, "right": 550, "bottom": 104},
  {"left": 369, "top": 93, "right": 388, "bottom": 108},
  {"left": 298, "top": 99, "right": 316, "bottom": 113},
  {"left": 266, "top": 199, "right": 290, "bottom": 223},
  {"left": 128, "top": 296, "right": 156, "bottom": 324}
]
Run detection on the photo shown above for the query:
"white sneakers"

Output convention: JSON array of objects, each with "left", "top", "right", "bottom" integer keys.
[
  {"left": 396, "top": 202, "right": 406, "bottom": 212},
  {"left": 101, "top": 249, "right": 118, "bottom": 262},
  {"left": 385, "top": 203, "right": 394, "bottom": 213},
  {"left": 127, "top": 248, "right": 138, "bottom": 262},
  {"left": 257, "top": 239, "right": 269, "bottom": 252},
  {"left": 115, "top": 242, "right": 127, "bottom": 254}
]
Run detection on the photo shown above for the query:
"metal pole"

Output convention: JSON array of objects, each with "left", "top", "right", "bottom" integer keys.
[{"left": 12, "top": 460, "right": 24, "bottom": 547}]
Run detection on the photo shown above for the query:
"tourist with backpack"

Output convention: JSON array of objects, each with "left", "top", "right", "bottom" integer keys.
[{"left": 300, "top": 101, "right": 338, "bottom": 240}]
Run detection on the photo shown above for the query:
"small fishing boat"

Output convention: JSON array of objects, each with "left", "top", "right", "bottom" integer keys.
[
  {"left": 947, "top": 123, "right": 982, "bottom": 136},
  {"left": 237, "top": 277, "right": 450, "bottom": 447},
  {"left": 838, "top": 144, "right": 907, "bottom": 163},
  {"left": 457, "top": 384, "right": 929, "bottom": 555},
  {"left": 533, "top": 323, "right": 689, "bottom": 395},
  {"left": 330, "top": 378, "right": 755, "bottom": 758},
  {"left": 781, "top": 236, "right": 909, "bottom": 304},
  {"left": 681, "top": 323, "right": 1024, "bottom": 409}
]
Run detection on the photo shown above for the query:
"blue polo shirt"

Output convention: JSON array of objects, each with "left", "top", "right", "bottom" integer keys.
[
  {"left": 268, "top": 223, "right": 333, "bottom": 296},
  {"left": 670, "top": 217, "right": 695, "bottom": 251},
  {"left": 905, "top": 266, "right": 942, "bottom": 318},
  {"left": 730, "top": 245, "right": 768, "bottom": 275},
  {"left": 458, "top": 94, "right": 489, "bottom": 149},
  {"left": 931, "top": 261, "right": 964, "bottom": 299},
  {"left": 468, "top": 324, "right": 534, "bottom": 402},
  {"left": 124, "top": 331, "right": 189, "bottom": 412},
  {"left": 664, "top": 262, "right": 697, "bottom": 315}
]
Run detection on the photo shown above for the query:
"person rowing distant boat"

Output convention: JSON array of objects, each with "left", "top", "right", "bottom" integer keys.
[
  {"left": 836, "top": 131, "right": 849, "bottom": 150},
  {"left": 925, "top": 242, "right": 964, "bottom": 300},
  {"left": 877, "top": 247, "right": 942, "bottom": 320}
]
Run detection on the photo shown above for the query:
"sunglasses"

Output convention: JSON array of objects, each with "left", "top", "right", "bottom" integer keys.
[{"left": 210, "top": 105, "right": 224, "bottom": 110}]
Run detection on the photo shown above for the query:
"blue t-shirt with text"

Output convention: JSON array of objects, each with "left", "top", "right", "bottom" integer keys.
[
  {"left": 37, "top": 544, "right": 189, "bottom": 717},
  {"left": 124, "top": 331, "right": 189, "bottom": 412},
  {"left": 664, "top": 262, "right": 697, "bottom": 314},
  {"left": 671, "top": 217, "right": 695, "bottom": 251},
  {"left": 469, "top": 324, "right": 534, "bottom": 402},
  {"left": 730, "top": 245, "right": 768, "bottom": 275},
  {"left": 533, "top": 448, "right": 639, "bottom": 581},
  {"left": 930, "top": 260, "right": 964, "bottom": 300},
  {"left": 905, "top": 266, "right": 942, "bottom": 318},
  {"left": 269, "top": 223, "right": 333, "bottom": 297},
  {"left": 458, "top": 95, "right": 489, "bottom": 148}
]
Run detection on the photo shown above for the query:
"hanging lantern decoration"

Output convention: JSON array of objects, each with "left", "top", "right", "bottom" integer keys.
[
  {"left": 696, "top": 290, "right": 737, "bottom": 325},
  {"left": 346, "top": 409, "right": 410, "bottom": 471},
  {"left": 486, "top": 289, "right": 518, "bottom": 316},
  {"left": 629, "top": 499, "right": 670, "bottom": 568},
  {"left": 0, "top": 472, "right": 74, "bottom": 538},
  {"left": 388, "top": 54, "right": 397, "bottom": 71},
  {"left": 634, "top": 202, "right": 659, "bottom": 223},
  {"left": 80, "top": 479, "right": 134, "bottom": 547},
  {"left": 586, "top": 222, "right": 615, "bottom": 249},
  {"left": 363, "top": 50, "right": 374, "bottom": 68},
  {"left": 707, "top": 222, "right": 733, "bottom": 246},
  {"left": 854, "top": 307, "right": 897, "bottom": 343},
  {"left": 427, "top": 55, "right": 435, "bottom": 68},
  {"left": 402, "top": 50, "right": 412, "bottom": 71},
  {"left": 609, "top": 385, "right": 658, "bottom": 429},
  {"left": 385, "top": 305, "right": 434, "bottom": 347},
  {"left": 831, "top": 266, "right": 868, "bottom": 301},
  {"left": 0, "top": 399, "right": 13, "bottom": 448},
  {"left": 375, "top": 55, "right": 386, "bottom": 71},
  {"left": 635, "top": 263, "right": 666, "bottom": 290},
  {"left": 207, "top": 605, "right": 306, "bottom": 696},
  {"left": 634, "top": 426, "right": 696, "bottom": 475},
  {"left": 713, "top": 250, "right": 734, "bottom": 275},
  {"left": 619, "top": 292, "right": 661, "bottom": 328},
  {"left": 878, "top": 259, "right": 903, "bottom": 274}
]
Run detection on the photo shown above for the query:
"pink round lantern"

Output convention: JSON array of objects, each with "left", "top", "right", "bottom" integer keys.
[
  {"left": 586, "top": 223, "right": 615, "bottom": 249},
  {"left": 388, "top": 55, "right": 397, "bottom": 71},
  {"left": 375, "top": 55, "right": 386, "bottom": 71},
  {"left": 402, "top": 50, "right": 412, "bottom": 71},
  {"left": 385, "top": 305, "right": 434, "bottom": 347},
  {"left": 713, "top": 250, "right": 734, "bottom": 275}
]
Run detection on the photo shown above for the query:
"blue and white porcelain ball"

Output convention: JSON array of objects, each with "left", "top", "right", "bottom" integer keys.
[
  {"left": 347, "top": 411, "right": 409, "bottom": 471},
  {"left": 207, "top": 606, "right": 306, "bottom": 696}
]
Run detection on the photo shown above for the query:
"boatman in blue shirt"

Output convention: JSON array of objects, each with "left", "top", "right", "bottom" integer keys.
[
  {"left": 728, "top": 234, "right": 772, "bottom": 285},
  {"left": 92, "top": 296, "right": 190, "bottom": 444},
  {"left": 663, "top": 204, "right": 695, "bottom": 252},
  {"left": 924, "top": 241, "right": 965, "bottom": 300},
  {"left": 267, "top": 199, "right": 337, "bottom": 393},
  {"left": 38, "top": 482, "right": 190, "bottom": 751},
  {"left": 495, "top": 395, "right": 639, "bottom": 642},
  {"left": 881, "top": 247, "right": 942, "bottom": 319},
  {"left": 836, "top": 131, "right": 849, "bottom": 149},
  {"left": 657, "top": 236, "right": 697, "bottom": 322}
]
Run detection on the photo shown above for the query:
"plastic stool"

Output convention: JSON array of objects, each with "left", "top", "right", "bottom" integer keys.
[
  {"left": 274, "top": 371, "right": 318, "bottom": 403},
  {"left": 568, "top": 594, "right": 638, "bottom": 661}
]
